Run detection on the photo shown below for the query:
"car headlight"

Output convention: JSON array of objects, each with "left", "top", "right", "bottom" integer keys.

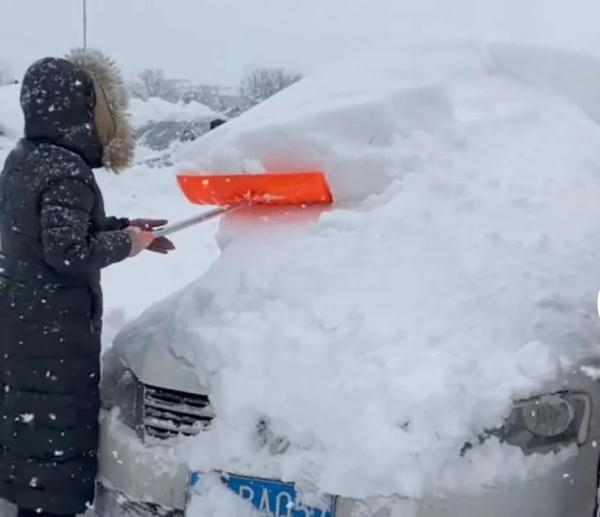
[
  {"left": 111, "top": 368, "right": 145, "bottom": 435},
  {"left": 501, "top": 392, "right": 591, "bottom": 452}
]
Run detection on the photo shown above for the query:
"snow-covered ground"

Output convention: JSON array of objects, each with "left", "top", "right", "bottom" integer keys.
[
  {"left": 117, "top": 41, "right": 600, "bottom": 508},
  {"left": 97, "top": 164, "right": 220, "bottom": 345}
]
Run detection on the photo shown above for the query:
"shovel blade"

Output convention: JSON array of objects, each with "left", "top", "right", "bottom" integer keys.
[{"left": 177, "top": 171, "right": 333, "bottom": 206}]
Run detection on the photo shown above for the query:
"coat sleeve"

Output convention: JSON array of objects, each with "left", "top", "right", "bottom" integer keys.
[
  {"left": 40, "top": 177, "right": 132, "bottom": 276},
  {"left": 95, "top": 215, "right": 129, "bottom": 232}
]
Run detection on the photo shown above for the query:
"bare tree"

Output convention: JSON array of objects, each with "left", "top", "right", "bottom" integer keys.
[
  {"left": 239, "top": 67, "right": 302, "bottom": 108},
  {"left": 131, "top": 69, "right": 177, "bottom": 101},
  {"left": 182, "top": 85, "right": 227, "bottom": 112}
]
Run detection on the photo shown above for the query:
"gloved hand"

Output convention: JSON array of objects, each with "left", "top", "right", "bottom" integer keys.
[
  {"left": 147, "top": 235, "right": 175, "bottom": 254},
  {"left": 128, "top": 218, "right": 175, "bottom": 254},
  {"left": 125, "top": 227, "right": 155, "bottom": 257},
  {"left": 129, "top": 218, "right": 168, "bottom": 231}
]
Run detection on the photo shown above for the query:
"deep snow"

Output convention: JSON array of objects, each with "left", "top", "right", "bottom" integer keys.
[
  {"left": 112, "top": 41, "right": 600, "bottom": 507},
  {"left": 4, "top": 40, "right": 600, "bottom": 515}
]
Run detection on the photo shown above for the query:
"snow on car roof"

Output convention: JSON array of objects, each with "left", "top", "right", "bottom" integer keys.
[
  {"left": 115, "top": 42, "right": 600, "bottom": 499},
  {"left": 129, "top": 96, "right": 219, "bottom": 129}
]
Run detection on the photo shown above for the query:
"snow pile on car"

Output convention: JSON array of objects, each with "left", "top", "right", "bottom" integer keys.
[
  {"left": 129, "top": 96, "right": 218, "bottom": 129},
  {"left": 119, "top": 42, "right": 600, "bottom": 500},
  {"left": 129, "top": 96, "right": 223, "bottom": 159}
]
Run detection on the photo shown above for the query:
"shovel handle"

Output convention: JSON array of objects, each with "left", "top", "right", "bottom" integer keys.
[{"left": 154, "top": 204, "right": 243, "bottom": 237}]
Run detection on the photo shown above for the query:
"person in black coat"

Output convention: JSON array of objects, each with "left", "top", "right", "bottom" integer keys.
[{"left": 0, "top": 50, "right": 174, "bottom": 516}]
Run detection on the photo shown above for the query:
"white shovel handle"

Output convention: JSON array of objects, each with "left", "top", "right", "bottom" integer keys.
[{"left": 154, "top": 204, "right": 244, "bottom": 237}]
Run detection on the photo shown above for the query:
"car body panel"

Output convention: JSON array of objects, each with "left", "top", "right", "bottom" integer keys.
[{"left": 97, "top": 364, "right": 600, "bottom": 517}]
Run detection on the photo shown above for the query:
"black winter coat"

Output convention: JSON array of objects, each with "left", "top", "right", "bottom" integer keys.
[{"left": 0, "top": 58, "right": 131, "bottom": 514}]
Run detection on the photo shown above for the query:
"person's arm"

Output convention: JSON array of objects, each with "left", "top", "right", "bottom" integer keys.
[
  {"left": 40, "top": 177, "right": 132, "bottom": 276},
  {"left": 96, "top": 215, "right": 130, "bottom": 232}
]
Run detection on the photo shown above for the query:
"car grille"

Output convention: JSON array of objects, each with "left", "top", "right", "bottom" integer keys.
[{"left": 143, "top": 385, "right": 214, "bottom": 440}]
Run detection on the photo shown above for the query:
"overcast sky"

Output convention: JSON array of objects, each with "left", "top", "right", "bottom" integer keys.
[{"left": 2, "top": 0, "right": 600, "bottom": 86}]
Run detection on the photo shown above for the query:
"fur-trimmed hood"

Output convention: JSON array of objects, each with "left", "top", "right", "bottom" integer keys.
[
  {"left": 67, "top": 49, "right": 134, "bottom": 172},
  {"left": 19, "top": 50, "right": 133, "bottom": 172}
]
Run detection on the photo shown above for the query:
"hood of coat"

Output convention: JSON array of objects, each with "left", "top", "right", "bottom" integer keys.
[{"left": 20, "top": 50, "right": 133, "bottom": 172}]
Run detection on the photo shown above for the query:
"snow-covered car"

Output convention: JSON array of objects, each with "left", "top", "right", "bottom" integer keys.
[
  {"left": 97, "top": 42, "right": 600, "bottom": 517},
  {"left": 134, "top": 118, "right": 227, "bottom": 152},
  {"left": 129, "top": 97, "right": 226, "bottom": 167}
]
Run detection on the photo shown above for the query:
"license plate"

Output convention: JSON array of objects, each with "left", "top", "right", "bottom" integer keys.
[{"left": 190, "top": 472, "right": 336, "bottom": 516}]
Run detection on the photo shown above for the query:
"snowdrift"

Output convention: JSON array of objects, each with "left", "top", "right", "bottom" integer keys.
[
  {"left": 97, "top": 41, "right": 600, "bottom": 499},
  {"left": 129, "top": 96, "right": 218, "bottom": 129},
  {"left": 130, "top": 96, "right": 222, "bottom": 159}
]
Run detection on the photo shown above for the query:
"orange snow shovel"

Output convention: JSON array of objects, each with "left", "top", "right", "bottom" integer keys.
[{"left": 154, "top": 171, "right": 333, "bottom": 237}]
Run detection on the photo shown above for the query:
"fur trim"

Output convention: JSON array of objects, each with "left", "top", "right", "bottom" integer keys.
[{"left": 67, "top": 49, "right": 134, "bottom": 172}]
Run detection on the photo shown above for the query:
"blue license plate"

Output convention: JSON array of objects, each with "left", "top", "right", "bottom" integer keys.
[{"left": 190, "top": 472, "right": 336, "bottom": 516}]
